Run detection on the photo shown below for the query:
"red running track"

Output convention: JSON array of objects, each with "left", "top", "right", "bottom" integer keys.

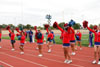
[{"left": 0, "top": 39, "right": 100, "bottom": 67}]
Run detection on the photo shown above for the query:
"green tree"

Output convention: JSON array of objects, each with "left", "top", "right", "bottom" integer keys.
[
  {"left": 8, "top": 24, "right": 15, "bottom": 29},
  {"left": 58, "top": 22, "right": 65, "bottom": 29},
  {"left": 26, "top": 24, "right": 31, "bottom": 29},
  {"left": 89, "top": 24, "right": 94, "bottom": 29},
  {"left": 73, "top": 23, "right": 81, "bottom": 29},
  {"left": 2, "top": 24, "right": 7, "bottom": 28}
]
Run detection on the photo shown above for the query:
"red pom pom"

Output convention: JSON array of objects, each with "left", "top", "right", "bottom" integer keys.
[
  {"left": 53, "top": 21, "right": 58, "bottom": 28},
  {"left": 16, "top": 33, "right": 20, "bottom": 36},
  {"left": 6, "top": 26, "right": 10, "bottom": 30},
  {"left": 44, "top": 24, "right": 49, "bottom": 29},
  {"left": 64, "top": 23, "right": 68, "bottom": 27},
  {"left": 15, "top": 27, "right": 19, "bottom": 31},
  {"left": 83, "top": 20, "right": 88, "bottom": 28},
  {"left": 93, "top": 25, "right": 97, "bottom": 30},
  {"left": 34, "top": 26, "right": 37, "bottom": 30}
]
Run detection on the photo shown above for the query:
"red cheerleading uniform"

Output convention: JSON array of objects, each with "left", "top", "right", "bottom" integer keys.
[
  {"left": 20, "top": 35, "right": 25, "bottom": 43},
  {"left": 36, "top": 34, "right": 44, "bottom": 43},
  {"left": 8, "top": 30, "right": 15, "bottom": 40},
  {"left": 47, "top": 33, "right": 53, "bottom": 40},
  {"left": 75, "top": 32, "right": 82, "bottom": 40},
  {"left": 24, "top": 32, "right": 27, "bottom": 36},
  {"left": 87, "top": 26, "right": 100, "bottom": 42},
  {"left": 70, "top": 27, "right": 75, "bottom": 41},
  {"left": 0, "top": 33, "right": 1, "bottom": 39},
  {"left": 57, "top": 25, "right": 71, "bottom": 44}
]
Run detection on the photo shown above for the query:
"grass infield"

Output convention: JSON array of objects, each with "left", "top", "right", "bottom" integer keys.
[{"left": 1, "top": 34, "right": 94, "bottom": 47}]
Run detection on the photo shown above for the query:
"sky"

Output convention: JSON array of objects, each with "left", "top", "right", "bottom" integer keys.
[{"left": 0, "top": 0, "right": 100, "bottom": 26}]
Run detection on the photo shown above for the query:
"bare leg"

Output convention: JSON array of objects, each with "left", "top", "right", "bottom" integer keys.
[
  {"left": 38, "top": 45, "right": 42, "bottom": 54},
  {"left": 19, "top": 45, "right": 24, "bottom": 52},
  {"left": 94, "top": 45, "right": 97, "bottom": 60}
]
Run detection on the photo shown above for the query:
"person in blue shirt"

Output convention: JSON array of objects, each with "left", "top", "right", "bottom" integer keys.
[
  {"left": 89, "top": 31, "right": 93, "bottom": 47},
  {"left": 49, "top": 29, "right": 55, "bottom": 44},
  {"left": 29, "top": 29, "right": 33, "bottom": 43}
]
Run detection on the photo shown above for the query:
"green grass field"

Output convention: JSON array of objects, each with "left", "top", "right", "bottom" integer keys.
[{"left": 2, "top": 34, "right": 94, "bottom": 47}]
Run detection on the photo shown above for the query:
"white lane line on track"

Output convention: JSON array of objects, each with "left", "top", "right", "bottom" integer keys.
[
  {"left": 26, "top": 49, "right": 92, "bottom": 63},
  {"left": 0, "top": 52, "right": 48, "bottom": 67},
  {"left": 2, "top": 48, "right": 84, "bottom": 67},
  {"left": 24, "top": 46, "right": 94, "bottom": 58},
  {"left": 0, "top": 60, "right": 14, "bottom": 67}
]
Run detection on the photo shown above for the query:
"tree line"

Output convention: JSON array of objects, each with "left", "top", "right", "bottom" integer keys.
[{"left": 0, "top": 23, "right": 100, "bottom": 30}]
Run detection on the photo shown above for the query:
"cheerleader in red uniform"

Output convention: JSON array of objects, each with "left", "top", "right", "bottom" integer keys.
[
  {"left": 7, "top": 27, "right": 16, "bottom": 51},
  {"left": 53, "top": 22, "right": 72, "bottom": 64},
  {"left": 83, "top": 21, "right": 100, "bottom": 64},
  {"left": 35, "top": 30, "right": 44, "bottom": 57},
  {"left": 75, "top": 30, "right": 82, "bottom": 50},
  {"left": 47, "top": 30, "right": 53, "bottom": 53},
  {"left": 19, "top": 32, "right": 25, "bottom": 54},
  {"left": 0, "top": 29, "right": 2, "bottom": 48},
  {"left": 70, "top": 27, "right": 76, "bottom": 55}
]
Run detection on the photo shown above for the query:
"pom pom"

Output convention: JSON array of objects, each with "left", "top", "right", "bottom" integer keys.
[
  {"left": 15, "top": 27, "right": 19, "bottom": 31},
  {"left": 83, "top": 20, "right": 88, "bottom": 28},
  {"left": 64, "top": 23, "right": 68, "bottom": 27},
  {"left": 53, "top": 21, "right": 58, "bottom": 28},
  {"left": 16, "top": 33, "right": 20, "bottom": 36},
  {"left": 44, "top": 24, "right": 49, "bottom": 29},
  {"left": 6, "top": 26, "right": 10, "bottom": 30},
  {"left": 34, "top": 26, "right": 37, "bottom": 30},
  {"left": 69, "top": 19, "right": 76, "bottom": 26},
  {"left": 93, "top": 25, "right": 97, "bottom": 30}
]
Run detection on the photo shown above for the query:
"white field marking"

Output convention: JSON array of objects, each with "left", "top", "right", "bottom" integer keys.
[
  {"left": 0, "top": 52, "right": 48, "bottom": 67},
  {"left": 3, "top": 46, "right": 93, "bottom": 62},
  {"left": 0, "top": 60, "right": 14, "bottom": 67},
  {"left": 2, "top": 48, "right": 84, "bottom": 67},
  {"left": 22, "top": 45, "right": 94, "bottom": 58},
  {"left": 26, "top": 49, "right": 92, "bottom": 63}
]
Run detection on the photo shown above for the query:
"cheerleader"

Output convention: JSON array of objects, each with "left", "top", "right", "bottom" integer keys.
[
  {"left": 84, "top": 21, "right": 100, "bottom": 64},
  {"left": 70, "top": 27, "right": 76, "bottom": 55},
  {"left": 35, "top": 30, "right": 44, "bottom": 57},
  {"left": 47, "top": 30, "right": 53, "bottom": 53},
  {"left": 8, "top": 29, "right": 15, "bottom": 51},
  {"left": 53, "top": 22, "right": 72, "bottom": 64},
  {"left": 75, "top": 30, "right": 82, "bottom": 50},
  {"left": 19, "top": 32, "right": 25, "bottom": 54}
]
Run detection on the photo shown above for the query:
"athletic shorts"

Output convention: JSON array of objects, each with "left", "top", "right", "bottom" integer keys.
[
  {"left": 70, "top": 40, "right": 76, "bottom": 43},
  {"left": 63, "top": 43, "right": 70, "bottom": 47},
  {"left": 47, "top": 38, "right": 53, "bottom": 42},
  {"left": 95, "top": 42, "right": 100, "bottom": 46},
  {"left": 11, "top": 40, "right": 15, "bottom": 44},
  {"left": 37, "top": 43, "right": 43, "bottom": 45},
  {"left": 76, "top": 40, "right": 81, "bottom": 41},
  {"left": 0, "top": 38, "right": 1, "bottom": 42},
  {"left": 20, "top": 43, "right": 24, "bottom": 45}
]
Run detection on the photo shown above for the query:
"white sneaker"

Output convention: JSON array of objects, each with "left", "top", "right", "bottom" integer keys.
[
  {"left": 64, "top": 60, "right": 68, "bottom": 63},
  {"left": 71, "top": 52, "right": 76, "bottom": 55},
  {"left": 20, "top": 52, "right": 24, "bottom": 54},
  {"left": 11, "top": 48, "right": 15, "bottom": 51},
  {"left": 0, "top": 46, "right": 2, "bottom": 48},
  {"left": 25, "top": 41, "right": 27, "bottom": 44},
  {"left": 38, "top": 54, "right": 43, "bottom": 57},
  {"left": 75, "top": 48, "right": 77, "bottom": 50},
  {"left": 98, "top": 61, "right": 100, "bottom": 65},
  {"left": 36, "top": 47, "right": 39, "bottom": 50},
  {"left": 67, "top": 60, "right": 72, "bottom": 64},
  {"left": 48, "top": 49, "right": 51, "bottom": 53},
  {"left": 92, "top": 60, "right": 96, "bottom": 64},
  {"left": 80, "top": 48, "right": 82, "bottom": 50}
]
